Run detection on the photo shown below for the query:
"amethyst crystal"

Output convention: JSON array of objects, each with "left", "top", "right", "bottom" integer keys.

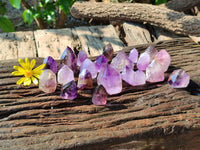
[
  {"left": 77, "top": 50, "right": 88, "bottom": 67},
  {"left": 103, "top": 43, "right": 114, "bottom": 62},
  {"left": 110, "top": 51, "right": 133, "bottom": 72},
  {"left": 77, "top": 69, "right": 93, "bottom": 89},
  {"left": 57, "top": 65, "right": 74, "bottom": 85},
  {"left": 137, "top": 52, "right": 150, "bottom": 71},
  {"left": 60, "top": 46, "right": 78, "bottom": 74},
  {"left": 145, "top": 45, "right": 158, "bottom": 61},
  {"left": 129, "top": 48, "right": 138, "bottom": 64},
  {"left": 80, "top": 58, "right": 97, "bottom": 79},
  {"left": 121, "top": 66, "right": 145, "bottom": 86},
  {"left": 92, "top": 85, "right": 107, "bottom": 106},
  {"left": 146, "top": 60, "right": 165, "bottom": 83},
  {"left": 61, "top": 80, "right": 78, "bottom": 100},
  {"left": 97, "top": 64, "right": 122, "bottom": 95},
  {"left": 43, "top": 56, "right": 57, "bottom": 74},
  {"left": 95, "top": 55, "right": 108, "bottom": 72},
  {"left": 154, "top": 49, "right": 171, "bottom": 72},
  {"left": 39, "top": 69, "right": 57, "bottom": 93},
  {"left": 168, "top": 69, "right": 190, "bottom": 88}
]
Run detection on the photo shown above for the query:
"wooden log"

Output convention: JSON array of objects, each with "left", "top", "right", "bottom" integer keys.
[
  {"left": 70, "top": 2, "right": 200, "bottom": 36},
  {"left": 0, "top": 38, "right": 200, "bottom": 149},
  {"left": 164, "top": 0, "right": 200, "bottom": 12}
]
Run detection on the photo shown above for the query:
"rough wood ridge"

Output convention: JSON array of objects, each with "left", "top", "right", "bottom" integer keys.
[
  {"left": 0, "top": 38, "right": 200, "bottom": 149},
  {"left": 70, "top": 2, "right": 200, "bottom": 36}
]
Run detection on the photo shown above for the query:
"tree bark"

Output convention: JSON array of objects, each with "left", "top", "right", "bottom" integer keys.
[
  {"left": 70, "top": 2, "right": 200, "bottom": 36},
  {"left": 56, "top": 10, "right": 66, "bottom": 29},
  {"left": 164, "top": 0, "right": 200, "bottom": 12}
]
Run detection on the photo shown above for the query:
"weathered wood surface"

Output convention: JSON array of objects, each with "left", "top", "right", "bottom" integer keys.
[
  {"left": 70, "top": 2, "right": 200, "bottom": 36},
  {"left": 75, "top": 25, "right": 124, "bottom": 56},
  {"left": 0, "top": 31, "right": 36, "bottom": 60},
  {"left": 0, "top": 38, "right": 200, "bottom": 149},
  {"left": 122, "top": 22, "right": 152, "bottom": 46}
]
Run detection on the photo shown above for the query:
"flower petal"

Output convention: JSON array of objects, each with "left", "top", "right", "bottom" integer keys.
[
  {"left": 16, "top": 77, "right": 26, "bottom": 85},
  {"left": 33, "top": 73, "right": 41, "bottom": 79},
  {"left": 31, "top": 76, "right": 38, "bottom": 85},
  {"left": 30, "top": 59, "right": 36, "bottom": 70},
  {"left": 12, "top": 71, "right": 24, "bottom": 76},
  {"left": 23, "top": 78, "right": 31, "bottom": 86},
  {"left": 13, "top": 66, "right": 25, "bottom": 72},
  {"left": 25, "top": 58, "right": 30, "bottom": 70},
  {"left": 33, "top": 64, "right": 45, "bottom": 72},
  {"left": 18, "top": 58, "right": 26, "bottom": 69}
]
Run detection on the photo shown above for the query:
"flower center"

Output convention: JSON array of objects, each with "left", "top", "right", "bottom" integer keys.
[{"left": 25, "top": 70, "right": 33, "bottom": 78}]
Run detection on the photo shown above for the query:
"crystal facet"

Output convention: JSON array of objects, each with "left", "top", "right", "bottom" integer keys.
[
  {"left": 121, "top": 66, "right": 145, "bottom": 86},
  {"left": 39, "top": 69, "right": 57, "bottom": 93},
  {"left": 154, "top": 49, "right": 171, "bottom": 72},
  {"left": 146, "top": 60, "right": 165, "bottom": 83},
  {"left": 77, "top": 69, "right": 93, "bottom": 89},
  {"left": 43, "top": 56, "right": 57, "bottom": 74},
  {"left": 61, "top": 80, "right": 78, "bottom": 100},
  {"left": 110, "top": 51, "right": 133, "bottom": 72},
  {"left": 57, "top": 65, "right": 74, "bottom": 85},
  {"left": 92, "top": 85, "right": 107, "bottom": 106},
  {"left": 95, "top": 55, "right": 108, "bottom": 72},
  {"left": 145, "top": 45, "right": 158, "bottom": 61},
  {"left": 168, "top": 69, "right": 190, "bottom": 88},
  {"left": 97, "top": 64, "right": 122, "bottom": 95},
  {"left": 60, "top": 46, "right": 78, "bottom": 74},
  {"left": 77, "top": 50, "right": 88, "bottom": 67},
  {"left": 137, "top": 52, "right": 150, "bottom": 71},
  {"left": 103, "top": 43, "right": 114, "bottom": 61},
  {"left": 80, "top": 58, "right": 97, "bottom": 79},
  {"left": 129, "top": 48, "right": 138, "bottom": 64}
]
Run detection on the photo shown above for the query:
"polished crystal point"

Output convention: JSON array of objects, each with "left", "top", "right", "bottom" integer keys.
[
  {"left": 60, "top": 46, "right": 77, "bottom": 74},
  {"left": 121, "top": 66, "right": 145, "bottom": 86},
  {"left": 97, "top": 64, "right": 122, "bottom": 95},
  {"left": 92, "top": 85, "right": 107, "bottom": 106},
  {"left": 146, "top": 60, "right": 165, "bottom": 83},
  {"left": 145, "top": 45, "right": 158, "bottom": 61},
  {"left": 129, "top": 48, "right": 138, "bottom": 64},
  {"left": 95, "top": 55, "right": 108, "bottom": 72},
  {"left": 57, "top": 65, "right": 74, "bottom": 85},
  {"left": 39, "top": 69, "right": 57, "bottom": 93},
  {"left": 110, "top": 51, "right": 133, "bottom": 72},
  {"left": 154, "top": 49, "right": 171, "bottom": 72},
  {"left": 77, "top": 69, "right": 93, "bottom": 89},
  {"left": 43, "top": 56, "right": 57, "bottom": 74},
  {"left": 137, "top": 52, "right": 150, "bottom": 71},
  {"left": 77, "top": 50, "right": 88, "bottom": 67},
  {"left": 61, "top": 80, "right": 78, "bottom": 100},
  {"left": 80, "top": 58, "right": 97, "bottom": 79},
  {"left": 103, "top": 43, "right": 114, "bottom": 62},
  {"left": 168, "top": 69, "right": 190, "bottom": 88}
]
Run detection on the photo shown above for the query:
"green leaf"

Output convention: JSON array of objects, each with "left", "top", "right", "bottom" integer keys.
[
  {"left": 58, "top": 0, "right": 76, "bottom": 15},
  {"left": 155, "top": 0, "right": 167, "bottom": 5},
  {"left": 0, "top": 16, "right": 15, "bottom": 32},
  {"left": 23, "top": 9, "right": 34, "bottom": 25},
  {"left": 9, "top": 0, "right": 21, "bottom": 9},
  {"left": 0, "top": 1, "right": 7, "bottom": 15}
]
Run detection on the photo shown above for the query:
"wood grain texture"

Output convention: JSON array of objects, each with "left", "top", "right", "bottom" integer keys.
[
  {"left": 75, "top": 25, "right": 124, "bottom": 56},
  {"left": 70, "top": 2, "right": 200, "bottom": 36},
  {"left": 123, "top": 22, "right": 152, "bottom": 46},
  {"left": 0, "top": 38, "right": 200, "bottom": 150}
]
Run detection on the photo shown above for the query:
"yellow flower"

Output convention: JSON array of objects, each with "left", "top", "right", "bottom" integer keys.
[{"left": 12, "top": 58, "right": 45, "bottom": 86}]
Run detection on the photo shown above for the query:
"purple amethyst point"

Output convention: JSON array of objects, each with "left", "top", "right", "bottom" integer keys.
[
  {"left": 92, "top": 85, "right": 107, "bottom": 106},
  {"left": 103, "top": 43, "right": 114, "bottom": 62},
  {"left": 95, "top": 55, "right": 108, "bottom": 72},
  {"left": 129, "top": 48, "right": 138, "bottom": 64},
  {"left": 61, "top": 80, "right": 78, "bottom": 100},
  {"left": 77, "top": 69, "right": 93, "bottom": 90},
  {"left": 77, "top": 50, "right": 88, "bottom": 67},
  {"left": 43, "top": 56, "right": 57, "bottom": 74},
  {"left": 168, "top": 69, "right": 190, "bottom": 88}
]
